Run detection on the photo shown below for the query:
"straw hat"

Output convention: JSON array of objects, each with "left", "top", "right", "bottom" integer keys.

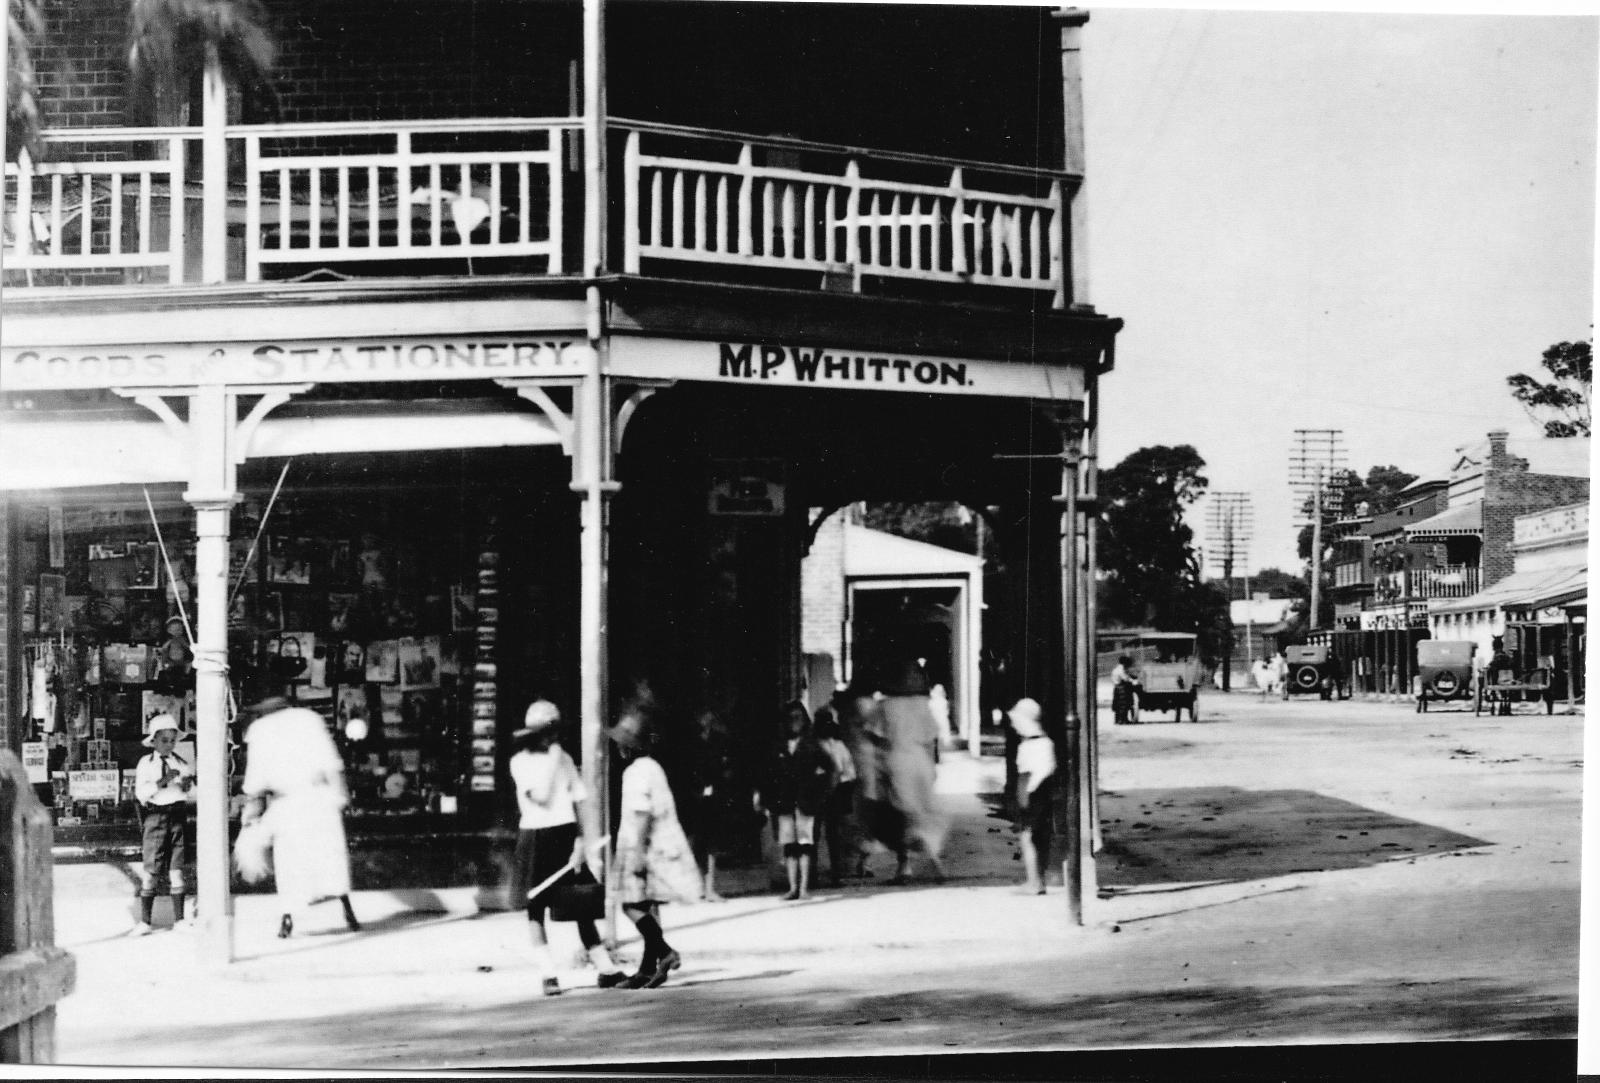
[
  {"left": 1007, "top": 697, "right": 1043, "bottom": 727},
  {"left": 142, "top": 713, "right": 186, "bottom": 747},
  {"left": 512, "top": 699, "right": 561, "bottom": 742}
]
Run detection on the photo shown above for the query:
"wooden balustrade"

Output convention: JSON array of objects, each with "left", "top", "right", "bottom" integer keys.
[
  {"left": 622, "top": 127, "right": 1068, "bottom": 304},
  {"left": 240, "top": 120, "right": 572, "bottom": 281},
  {"left": 3, "top": 131, "right": 193, "bottom": 284},
  {"left": 5, "top": 118, "right": 1069, "bottom": 304}
]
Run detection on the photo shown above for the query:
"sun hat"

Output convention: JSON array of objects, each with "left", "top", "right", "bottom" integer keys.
[
  {"left": 142, "top": 713, "right": 186, "bottom": 747},
  {"left": 512, "top": 699, "right": 561, "bottom": 742},
  {"left": 1007, "top": 697, "right": 1043, "bottom": 724}
]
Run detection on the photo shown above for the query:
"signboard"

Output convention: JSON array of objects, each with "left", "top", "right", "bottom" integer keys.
[
  {"left": 709, "top": 460, "right": 786, "bottom": 516},
  {"left": 609, "top": 337, "right": 1087, "bottom": 400},
  {"left": 68, "top": 768, "right": 122, "bottom": 802},
  {"left": 0, "top": 337, "right": 591, "bottom": 391},
  {"left": 21, "top": 742, "right": 48, "bottom": 784}
]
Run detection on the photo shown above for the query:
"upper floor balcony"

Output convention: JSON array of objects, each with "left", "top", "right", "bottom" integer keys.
[
  {"left": 1372, "top": 564, "right": 1481, "bottom": 604},
  {"left": 2, "top": 118, "right": 1073, "bottom": 309}
]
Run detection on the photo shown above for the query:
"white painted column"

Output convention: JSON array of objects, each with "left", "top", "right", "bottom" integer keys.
[
  {"left": 201, "top": 43, "right": 228, "bottom": 284},
  {"left": 184, "top": 385, "right": 239, "bottom": 964}
]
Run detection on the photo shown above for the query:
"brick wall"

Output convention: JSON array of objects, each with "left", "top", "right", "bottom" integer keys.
[
  {"left": 800, "top": 512, "right": 846, "bottom": 664},
  {"left": 1480, "top": 430, "right": 1592, "bottom": 587},
  {"left": 25, "top": 0, "right": 576, "bottom": 133},
  {"left": 268, "top": 1, "right": 575, "bottom": 126},
  {"left": 31, "top": 0, "right": 129, "bottom": 131}
]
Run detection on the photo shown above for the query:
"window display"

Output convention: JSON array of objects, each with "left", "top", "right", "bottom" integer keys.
[{"left": 14, "top": 480, "right": 499, "bottom": 832}]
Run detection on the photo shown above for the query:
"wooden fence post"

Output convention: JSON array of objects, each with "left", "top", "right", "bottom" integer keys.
[{"left": 0, "top": 750, "right": 75, "bottom": 1064}]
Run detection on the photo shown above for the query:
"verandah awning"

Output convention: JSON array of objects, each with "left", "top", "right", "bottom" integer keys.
[
  {"left": 0, "top": 400, "right": 561, "bottom": 491},
  {"left": 1404, "top": 501, "right": 1482, "bottom": 540},
  {"left": 1430, "top": 561, "right": 1588, "bottom": 615}
]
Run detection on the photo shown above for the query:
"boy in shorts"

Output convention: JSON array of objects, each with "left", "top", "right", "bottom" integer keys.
[{"left": 1008, "top": 697, "right": 1056, "bottom": 895}]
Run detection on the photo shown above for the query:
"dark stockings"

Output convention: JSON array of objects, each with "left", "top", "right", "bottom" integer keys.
[{"left": 624, "top": 905, "right": 670, "bottom": 966}]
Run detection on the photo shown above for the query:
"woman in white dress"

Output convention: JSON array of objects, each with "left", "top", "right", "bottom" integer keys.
[
  {"left": 607, "top": 702, "right": 702, "bottom": 989},
  {"left": 240, "top": 682, "right": 360, "bottom": 939}
]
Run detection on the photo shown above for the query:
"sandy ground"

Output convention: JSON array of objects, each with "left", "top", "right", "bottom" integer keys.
[{"left": 41, "top": 689, "right": 1582, "bottom": 1072}]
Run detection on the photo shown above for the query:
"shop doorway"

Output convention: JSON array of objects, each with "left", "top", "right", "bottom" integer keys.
[{"left": 847, "top": 583, "right": 969, "bottom": 749}]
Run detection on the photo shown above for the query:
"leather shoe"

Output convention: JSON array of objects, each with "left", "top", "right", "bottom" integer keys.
[
  {"left": 597, "top": 971, "right": 631, "bottom": 989},
  {"left": 642, "top": 949, "right": 681, "bottom": 989}
]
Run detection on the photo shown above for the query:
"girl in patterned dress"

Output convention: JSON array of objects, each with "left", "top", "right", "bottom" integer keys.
[{"left": 607, "top": 704, "right": 701, "bottom": 989}]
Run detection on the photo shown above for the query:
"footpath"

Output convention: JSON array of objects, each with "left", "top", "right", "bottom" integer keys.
[{"left": 34, "top": 691, "right": 1585, "bottom": 1074}]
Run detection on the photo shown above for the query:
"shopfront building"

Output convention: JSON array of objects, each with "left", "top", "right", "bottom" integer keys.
[{"left": 3, "top": 2, "right": 1121, "bottom": 955}]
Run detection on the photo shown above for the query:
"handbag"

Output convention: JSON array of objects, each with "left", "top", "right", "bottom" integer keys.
[
  {"left": 271, "top": 634, "right": 308, "bottom": 681},
  {"left": 233, "top": 818, "right": 274, "bottom": 883},
  {"left": 547, "top": 864, "right": 605, "bottom": 923}
]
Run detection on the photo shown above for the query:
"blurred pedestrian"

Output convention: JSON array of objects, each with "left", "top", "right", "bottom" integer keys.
[
  {"left": 813, "top": 705, "right": 858, "bottom": 888},
  {"left": 876, "top": 661, "right": 947, "bottom": 884},
  {"left": 685, "top": 709, "right": 745, "bottom": 902},
  {"left": 239, "top": 678, "right": 360, "bottom": 940},
  {"left": 1111, "top": 655, "right": 1140, "bottom": 724},
  {"left": 608, "top": 698, "right": 701, "bottom": 989},
  {"left": 1251, "top": 658, "right": 1272, "bottom": 698},
  {"left": 1008, "top": 697, "right": 1055, "bottom": 895},
  {"left": 754, "top": 700, "right": 833, "bottom": 900},
  {"left": 510, "top": 700, "right": 626, "bottom": 996}
]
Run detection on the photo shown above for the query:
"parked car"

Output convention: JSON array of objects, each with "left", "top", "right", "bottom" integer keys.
[
  {"left": 1127, "top": 632, "right": 1202, "bottom": 722},
  {"left": 1415, "top": 640, "right": 1475, "bottom": 713},
  {"left": 1282, "top": 644, "right": 1344, "bottom": 700}
]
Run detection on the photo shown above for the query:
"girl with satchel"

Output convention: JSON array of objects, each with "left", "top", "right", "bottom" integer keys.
[{"left": 509, "top": 700, "right": 627, "bottom": 996}]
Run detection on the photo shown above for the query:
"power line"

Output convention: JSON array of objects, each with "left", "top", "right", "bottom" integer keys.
[{"left": 1204, "top": 491, "right": 1253, "bottom": 577}]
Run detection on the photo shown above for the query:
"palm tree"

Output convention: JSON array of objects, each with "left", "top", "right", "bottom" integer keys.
[
  {"left": 5, "top": 0, "right": 43, "bottom": 161},
  {"left": 128, "top": 0, "right": 277, "bottom": 122}
]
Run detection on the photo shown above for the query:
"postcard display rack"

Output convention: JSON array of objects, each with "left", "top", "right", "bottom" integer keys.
[
  {"left": 15, "top": 501, "right": 199, "bottom": 826},
  {"left": 230, "top": 494, "right": 476, "bottom": 817},
  {"left": 14, "top": 493, "right": 484, "bottom": 826}
]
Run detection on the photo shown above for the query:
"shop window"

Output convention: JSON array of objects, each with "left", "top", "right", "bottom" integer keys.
[{"left": 16, "top": 496, "right": 198, "bottom": 828}]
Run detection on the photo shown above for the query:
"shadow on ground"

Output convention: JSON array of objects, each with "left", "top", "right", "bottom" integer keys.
[
  {"left": 1095, "top": 786, "right": 1488, "bottom": 890},
  {"left": 89, "top": 973, "right": 1572, "bottom": 1069}
]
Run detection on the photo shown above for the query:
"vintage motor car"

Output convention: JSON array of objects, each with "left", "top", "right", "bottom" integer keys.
[
  {"left": 1128, "top": 632, "right": 1202, "bottom": 722},
  {"left": 1415, "top": 639, "right": 1475, "bottom": 712},
  {"left": 1283, "top": 644, "right": 1343, "bottom": 700}
]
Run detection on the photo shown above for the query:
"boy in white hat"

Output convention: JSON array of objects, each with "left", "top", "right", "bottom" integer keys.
[
  {"left": 1008, "top": 697, "right": 1055, "bottom": 895},
  {"left": 130, "top": 714, "right": 195, "bottom": 935}
]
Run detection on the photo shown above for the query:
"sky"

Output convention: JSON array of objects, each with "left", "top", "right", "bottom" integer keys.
[{"left": 1077, "top": 4, "right": 1597, "bottom": 575}]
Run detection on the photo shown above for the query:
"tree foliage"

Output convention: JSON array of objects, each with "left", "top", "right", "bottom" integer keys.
[
  {"left": 6, "top": 0, "right": 44, "bottom": 162},
  {"left": 859, "top": 502, "right": 979, "bottom": 555},
  {"left": 1099, "top": 445, "right": 1224, "bottom": 647},
  {"left": 1507, "top": 339, "right": 1592, "bottom": 437},
  {"left": 128, "top": 0, "right": 278, "bottom": 114},
  {"left": 1295, "top": 463, "right": 1417, "bottom": 561}
]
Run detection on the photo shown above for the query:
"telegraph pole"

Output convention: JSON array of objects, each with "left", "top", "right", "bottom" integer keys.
[
  {"left": 1205, "top": 492, "right": 1252, "bottom": 688},
  {"left": 1289, "top": 431, "right": 1346, "bottom": 633}
]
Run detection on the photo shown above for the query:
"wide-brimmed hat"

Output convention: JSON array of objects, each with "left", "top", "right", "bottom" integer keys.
[
  {"left": 512, "top": 699, "right": 561, "bottom": 742},
  {"left": 1007, "top": 697, "right": 1042, "bottom": 725},
  {"left": 605, "top": 710, "right": 653, "bottom": 752},
  {"left": 142, "top": 713, "right": 186, "bottom": 747}
]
